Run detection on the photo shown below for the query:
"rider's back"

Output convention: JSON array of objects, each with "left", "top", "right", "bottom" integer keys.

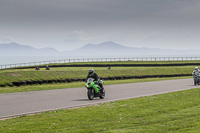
[{"left": 192, "top": 69, "right": 200, "bottom": 76}]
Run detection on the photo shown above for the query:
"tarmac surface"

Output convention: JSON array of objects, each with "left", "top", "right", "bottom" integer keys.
[{"left": 0, "top": 78, "right": 198, "bottom": 119}]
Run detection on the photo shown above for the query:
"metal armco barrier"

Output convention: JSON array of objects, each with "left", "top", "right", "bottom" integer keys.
[{"left": 1, "top": 57, "right": 200, "bottom": 69}]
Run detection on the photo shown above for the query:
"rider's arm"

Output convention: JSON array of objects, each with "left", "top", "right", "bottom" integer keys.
[{"left": 94, "top": 73, "right": 100, "bottom": 82}]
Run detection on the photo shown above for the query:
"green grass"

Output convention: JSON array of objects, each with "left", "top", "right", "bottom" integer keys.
[
  {"left": 0, "top": 66, "right": 194, "bottom": 85},
  {"left": 1, "top": 87, "right": 200, "bottom": 132},
  {"left": 0, "top": 76, "right": 191, "bottom": 94}
]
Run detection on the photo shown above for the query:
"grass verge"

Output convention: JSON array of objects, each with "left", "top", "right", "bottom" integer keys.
[
  {"left": 0, "top": 66, "right": 194, "bottom": 85},
  {"left": 1, "top": 86, "right": 200, "bottom": 132},
  {"left": 0, "top": 76, "right": 191, "bottom": 94}
]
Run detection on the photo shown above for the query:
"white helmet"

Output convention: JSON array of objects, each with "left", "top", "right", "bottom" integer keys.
[
  {"left": 88, "top": 69, "right": 94, "bottom": 75},
  {"left": 195, "top": 67, "right": 198, "bottom": 70}
]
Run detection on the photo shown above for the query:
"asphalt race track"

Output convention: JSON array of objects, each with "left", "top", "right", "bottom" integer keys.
[{"left": 0, "top": 78, "right": 198, "bottom": 119}]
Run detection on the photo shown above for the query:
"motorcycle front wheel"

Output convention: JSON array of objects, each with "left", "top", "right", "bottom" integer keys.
[
  {"left": 194, "top": 79, "right": 197, "bottom": 86},
  {"left": 87, "top": 89, "right": 94, "bottom": 100}
]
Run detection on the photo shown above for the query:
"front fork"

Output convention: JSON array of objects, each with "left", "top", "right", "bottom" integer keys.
[{"left": 194, "top": 76, "right": 199, "bottom": 85}]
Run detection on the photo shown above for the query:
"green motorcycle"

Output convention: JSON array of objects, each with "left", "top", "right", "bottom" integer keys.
[{"left": 85, "top": 78, "right": 105, "bottom": 100}]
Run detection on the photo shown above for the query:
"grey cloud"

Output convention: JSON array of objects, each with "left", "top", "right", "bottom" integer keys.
[
  {"left": 0, "top": 0, "right": 186, "bottom": 26},
  {"left": 0, "top": 0, "right": 200, "bottom": 50}
]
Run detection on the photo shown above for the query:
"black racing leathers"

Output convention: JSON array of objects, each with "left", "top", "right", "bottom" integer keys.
[
  {"left": 86, "top": 73, "right": 99, "bottom": 82},
  {"left": 85, "top": 73, "right": 103, "bottom": 89}
]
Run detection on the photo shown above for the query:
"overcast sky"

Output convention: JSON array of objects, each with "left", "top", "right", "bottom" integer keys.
[{"left": 0, "top": 0, "right": 200, "bottom": 51}]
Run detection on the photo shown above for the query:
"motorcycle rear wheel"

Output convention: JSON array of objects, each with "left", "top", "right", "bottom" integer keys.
[{"left": 99, "top": 88, "right": 105, "bottom": 99}]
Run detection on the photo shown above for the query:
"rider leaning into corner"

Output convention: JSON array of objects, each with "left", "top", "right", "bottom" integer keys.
[
  {"left": 192, "top": 67, "right": 200, "bottom": 76},
  {"left": 85, "top": 69, "right": 104, "bottom": 92}
]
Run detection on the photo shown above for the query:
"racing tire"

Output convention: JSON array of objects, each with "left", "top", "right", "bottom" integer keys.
[
  {"left": 88, "top": 89, "right": 94, "bottom": 100},
  {"left": 194, "top": 79, "right": 197, "bottom": 86}
]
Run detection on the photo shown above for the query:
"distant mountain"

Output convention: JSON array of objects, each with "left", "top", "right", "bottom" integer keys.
[
  {"left": 66, "top": 41, "right": 200, "bottom": 56},
  {"left": 1, "top": 42, "right": 200, "bottom": 57},
  {"left": 0, "top": 43, "right": 58, "bottom": 56},
  {"left": 80, "top": 42, "right": 129, "bottom": 50},
  {"left": 73, "top": 41, "right": 130, "bottom": 54}
]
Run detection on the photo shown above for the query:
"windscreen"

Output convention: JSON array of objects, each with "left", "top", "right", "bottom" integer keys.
[{"left": 87, "top": 78, "right": 94, "bottom": 83}]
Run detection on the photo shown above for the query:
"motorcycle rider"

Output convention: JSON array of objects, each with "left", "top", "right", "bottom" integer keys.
[
  {"left": 192, "top": 67, "right": 200, "bottom": 76},
  {"left": 192, "top": 67, "right": 200, "bottom": 85},
  {"left": 85, "top": 69, "right": 104, "bottom": 93}
]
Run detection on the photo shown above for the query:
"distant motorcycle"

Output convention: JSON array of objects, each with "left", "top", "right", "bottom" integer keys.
[
  {"left": 85, "top": 78, "right": 105, "bottom": 100},
  {"left": 193, "top": 75, "right": 200, "bottom": 86}
]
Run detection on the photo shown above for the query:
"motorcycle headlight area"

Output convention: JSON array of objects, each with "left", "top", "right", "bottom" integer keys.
[{"left": 86, "top": 84, "right": 91, "bottom": 88}]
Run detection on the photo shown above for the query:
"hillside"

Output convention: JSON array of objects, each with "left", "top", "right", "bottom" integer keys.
[
  {"left": 67, "top": 41, "right": 200, "bottom": 56},
  {"left": 0, "top": 43, "right": 58, "bottom": 56},
  {"left": 1, "top": 42, "right": 200, "bottom": 56}
]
